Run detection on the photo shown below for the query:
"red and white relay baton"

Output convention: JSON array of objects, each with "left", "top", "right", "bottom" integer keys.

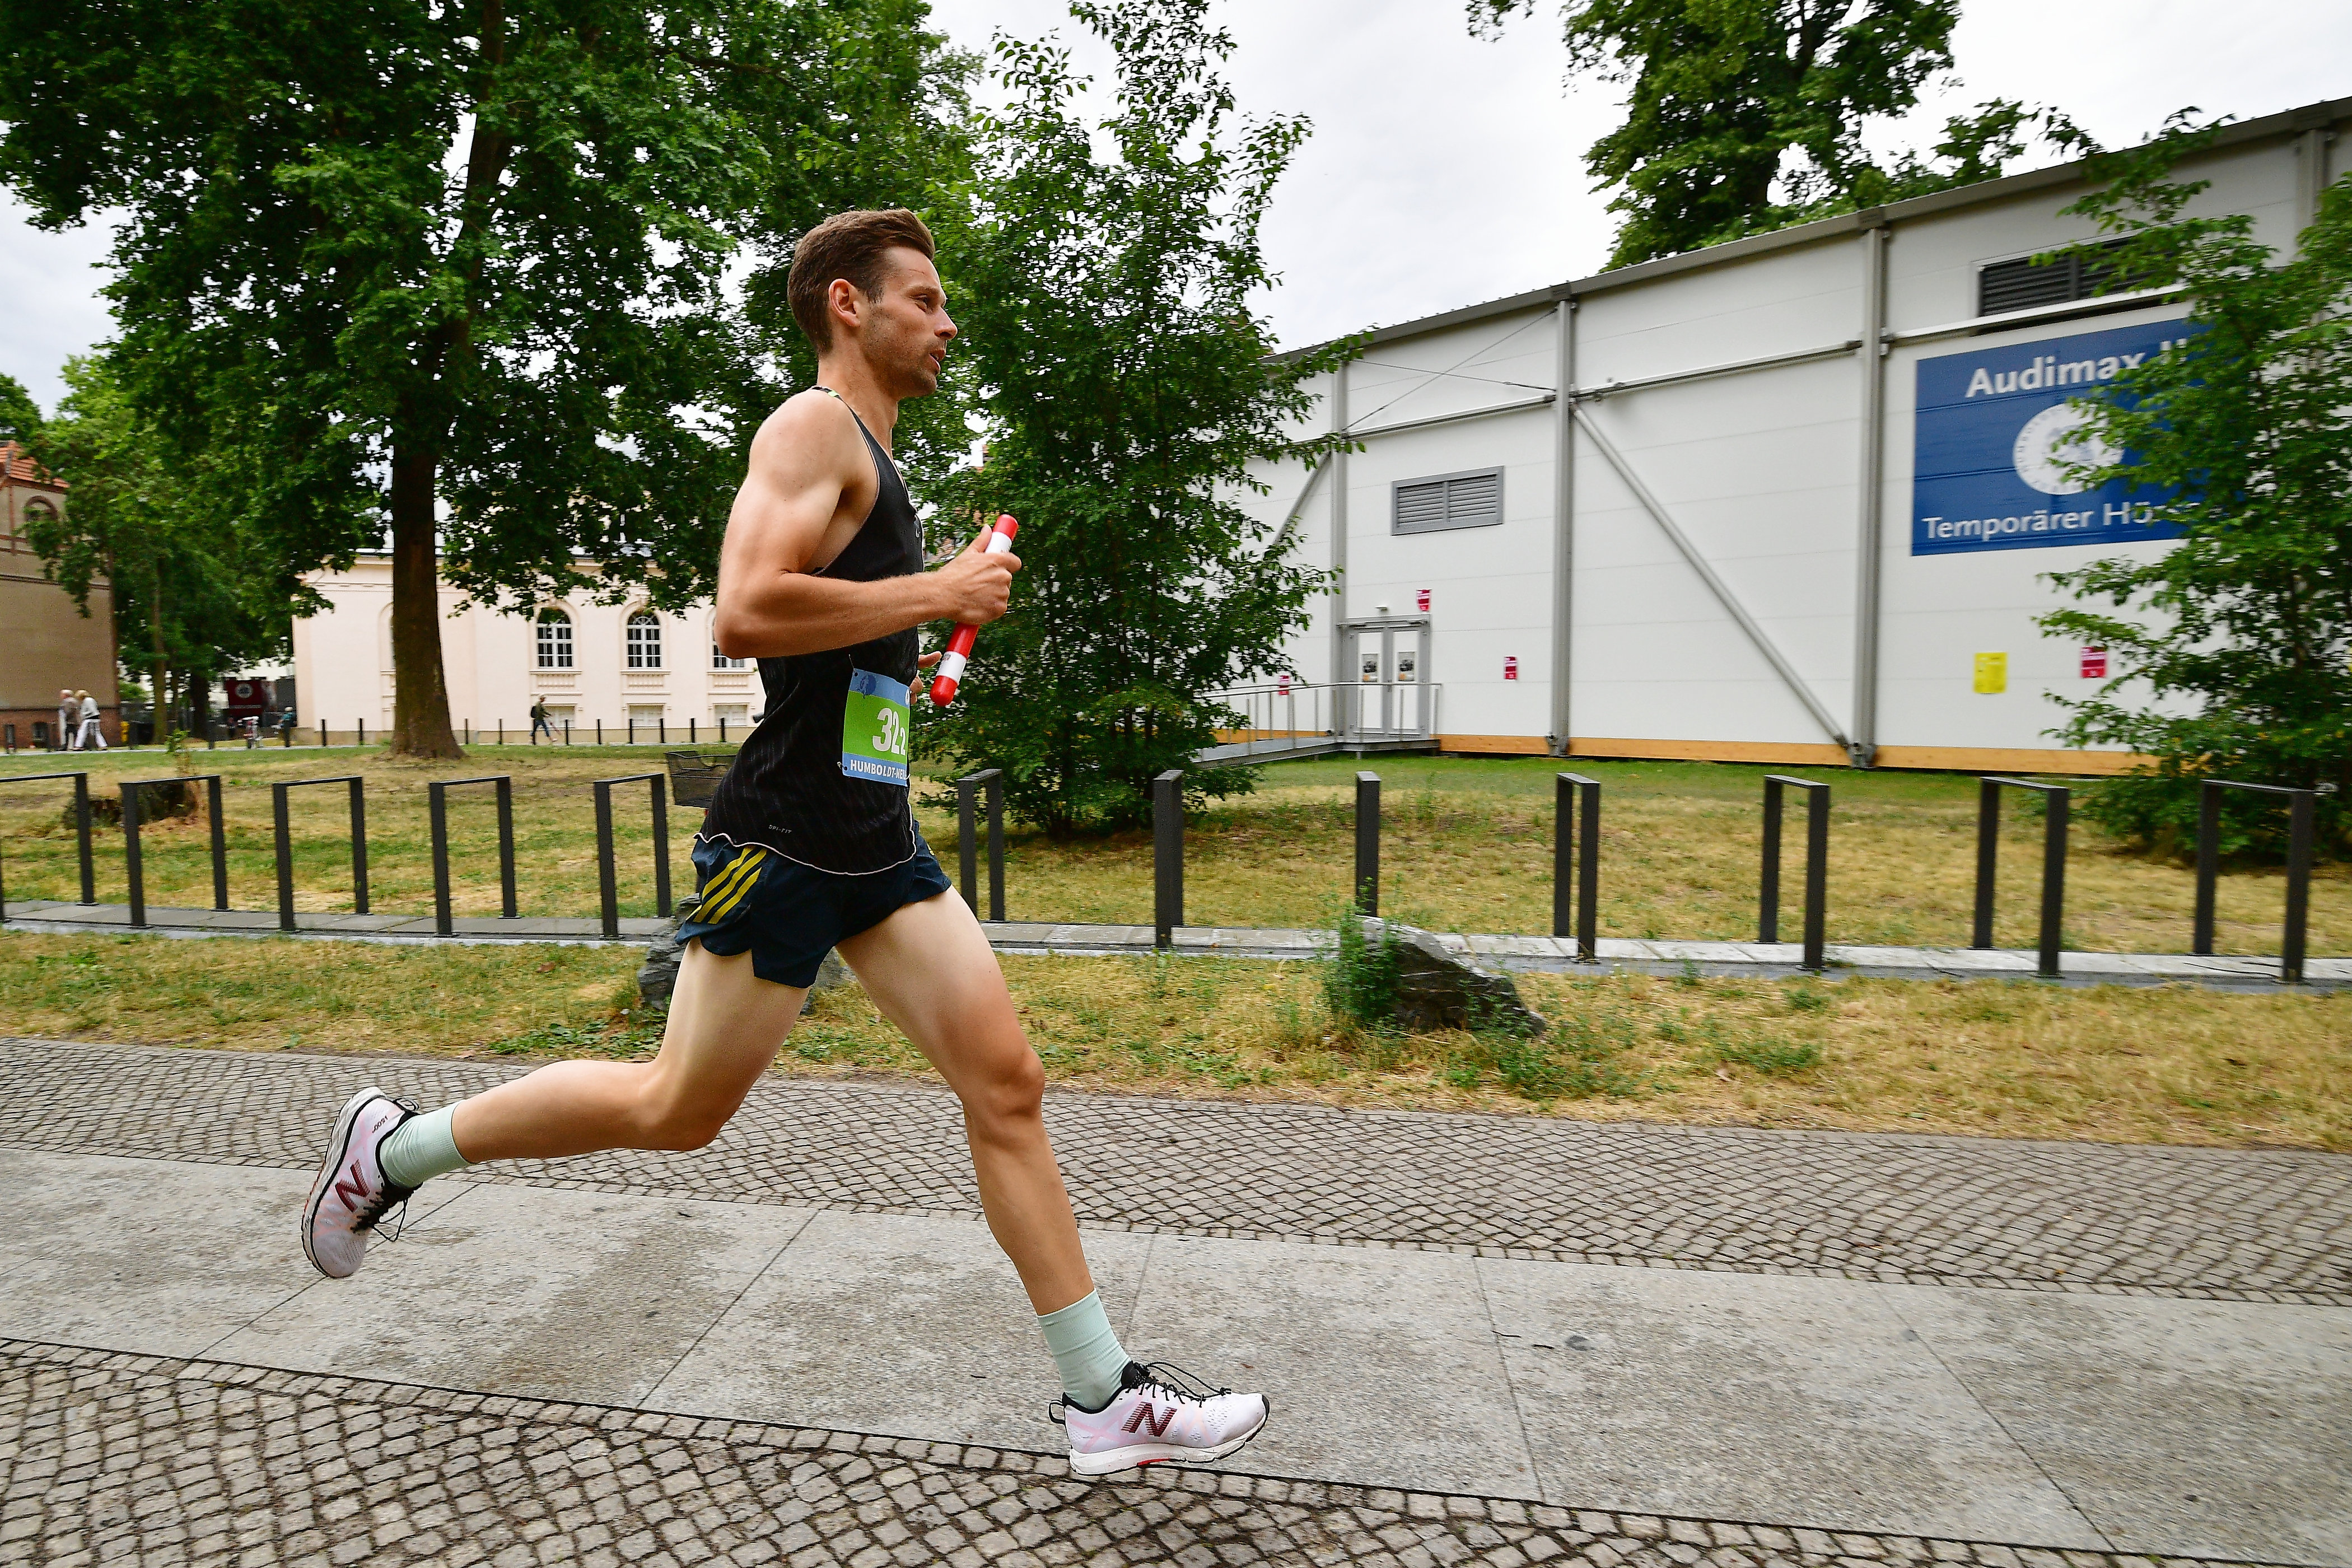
[{"left": 930, "top": 514, "right": 1019, "bottom": 707}]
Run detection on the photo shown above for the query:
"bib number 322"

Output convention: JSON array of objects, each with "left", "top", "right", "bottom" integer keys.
[{"left": 840, "top": 669, "right": 912, "bottom": 786}]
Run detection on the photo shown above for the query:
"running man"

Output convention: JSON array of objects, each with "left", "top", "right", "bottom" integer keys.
[{"left": 298, "top": 208, "right": 1267, "bottom": 1480}]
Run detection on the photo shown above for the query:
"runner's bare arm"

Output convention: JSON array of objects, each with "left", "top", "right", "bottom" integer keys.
[{"left": 713, "top": 393, "right": 1018, "bottom": 660}]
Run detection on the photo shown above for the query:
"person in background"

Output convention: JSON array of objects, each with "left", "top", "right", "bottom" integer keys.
[
  {"left": 75, "top": 690, "right": 106, "bottom": 751},
  {"left": 530, "top": 698, "right": 553, "bottom": 744},
  {"left": 57, "top": 690, "right": 76, "bottom": 750}
]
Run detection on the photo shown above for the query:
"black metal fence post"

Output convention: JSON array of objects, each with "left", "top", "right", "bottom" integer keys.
[
  {"left": 1553, "top": 772, "right": 1600, "bottom": 961},
  {"left": 592, "top": 773, "right": 673, "bottom": 939},
  {"left": 120, "top": 781, "right": 146, "bottom": 928},
  {"left": 1354, "top": 771, "right": 1380, "bottom": 916},
  {"left": 1153, "top": 769, "right": 1184, "bottom": 949},
  {"left": 2192, "top": 781, "right": 2223, "bottom": 955},
  {"left": 986, "top": 772, "right": 1005, "bottom": 922},
  {"left": 206, "top": 776, "right": 228, "bottom": 911},
  {"left": 1760, "top": 775, "right": 1830, "bottom": 971},
  {"left": 0, "top": 773, "right": 96, "bottom": 921},
  {"left": 426, "top": 775, "right": 518, "bottom": 936},
  {"left": 271, "top": 776, "right": 368, "bottom": 930},
  {"left": 955, "top": 768, "right": 1007, "bottom": 921},
  {"left": 274, "top": 785, "right": 295, "bottom": 930},
  {"left": 1970, "top": 777, "right": 2069, "bottom": 978},
  {"left": 2284, "top": 789, "right": 2313, "bottom": 985},
  {"left": 956, "top": 773, "right": 981, "bottom": 915},
  {"left": 2195, "top": 779, "right": 2318, "bottom": 982}
]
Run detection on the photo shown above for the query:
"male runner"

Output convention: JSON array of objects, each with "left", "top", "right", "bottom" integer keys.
[{"left": 298, "top": 208, "right": 1267, "bottom": 1480}]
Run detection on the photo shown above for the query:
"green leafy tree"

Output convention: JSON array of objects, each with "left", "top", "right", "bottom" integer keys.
[
  {"left": 0, "top": 0, "right": 967, "bottom": 757},
  {"left": 22, "top": 355, "right": 286, "bottom": 745},
  {"left": 2036, "top": 122, "right": 2352, "bottom": 860},
  {"left": 0, "top": 373, "right": 39, "bottom": 445},
  {"left": 922, "top": 0, "right": 1350, "bottom": 836},
  {"left": 1468, "top": 0, "right": 2092, "bottom": 267}
]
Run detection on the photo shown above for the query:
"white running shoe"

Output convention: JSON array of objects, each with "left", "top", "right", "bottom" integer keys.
[
  {"left": 301, "top": 1088, "right": 418, "bottom": 1279},
  {"left": 1055, "top": 1361, "right": 1270, "bottom": 1478}
]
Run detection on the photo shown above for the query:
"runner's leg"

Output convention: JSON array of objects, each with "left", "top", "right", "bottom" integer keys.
[
  {"left": 446, "top": 940, "right": 805, "bottom": 1161},
  {"left": 836, "top": 888, "right": 1090, "bottom": 1313}
]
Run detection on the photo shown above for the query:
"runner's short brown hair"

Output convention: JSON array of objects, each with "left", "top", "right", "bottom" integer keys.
[{"left": 787, "top": 209, "right": 936, "bottom": 350}]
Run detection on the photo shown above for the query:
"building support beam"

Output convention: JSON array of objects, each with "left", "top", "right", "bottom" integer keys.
[
  {"left": 1549, "top": 296, "right": 1576, "bottom": 754},
  {"left": 1850, "top": 218, "right": 1889, "bottom": 769},
  {"left": 1571, "top": 404, "right": 1854, "bottom": 754},
  {"left": 1328, "top": 365, "right": 1349, "bottom": 690}
]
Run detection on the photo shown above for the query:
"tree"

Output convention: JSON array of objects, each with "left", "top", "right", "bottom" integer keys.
[
  {"left": 0, "top": 373, "right": 38, "bottom": 445},
  {"left": 922, "top": 0, "right": 1350, "bottom": 836},
  {"left": 2035, "top": 123, "right": 2352, "bottom": 860},
  {"left": 24, "top": 354, "right": 288, "bottom": 746},
  {"left": 0, "top": 0, "right": 967, "bottom": 758},
  {"left": 1468, "top": 0, "right": 2092, "bottom": 267}
]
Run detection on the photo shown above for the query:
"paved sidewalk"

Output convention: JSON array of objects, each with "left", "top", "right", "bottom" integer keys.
[
  {"left": 3, "top": 1040, "right": 2347, "bottom": 1567},
  {"left": 3, "top": 899, "right": 2336, "bottom": 990}
]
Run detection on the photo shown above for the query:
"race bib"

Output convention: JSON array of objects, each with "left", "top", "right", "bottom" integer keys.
[{"left": 840, "top": 668, "right": 911, "bottom": 786}]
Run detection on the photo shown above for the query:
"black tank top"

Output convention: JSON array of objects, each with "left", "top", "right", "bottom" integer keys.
[{"left": 699, "top": 391, "right": 923, "bottom": 874}]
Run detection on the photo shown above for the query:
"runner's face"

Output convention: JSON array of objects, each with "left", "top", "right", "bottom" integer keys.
[{"left": 853, "top": 249, "right": 955, "bottom": 399}]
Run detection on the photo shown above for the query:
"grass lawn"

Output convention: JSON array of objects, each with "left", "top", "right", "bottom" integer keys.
[
  {"left": 1, "top": 747, "right": 2342, "bottom": 956},
  {"left": 3, "top": 931, "right": 2341, "bottom": 1151}
]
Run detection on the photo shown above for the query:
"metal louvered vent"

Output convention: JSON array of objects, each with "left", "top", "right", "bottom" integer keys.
[
  {"left": 1393, "top": 467, "right": 1505, "bottom": 535},
  {"left": 1977, "top": 240, "right": 2134, "bottom": 318}
]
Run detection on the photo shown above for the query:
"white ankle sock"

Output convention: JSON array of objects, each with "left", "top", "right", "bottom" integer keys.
[
  {"left": 378, "top": 1105, "right": 473, "bottom": 1189},
  {"left": 1037, "top": 1290, "right": 1130, "bottom": 1410}
]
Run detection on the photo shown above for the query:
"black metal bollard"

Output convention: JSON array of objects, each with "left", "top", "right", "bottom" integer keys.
[
  {"left": 1971, "top": 777, "right": 2070, "bottom": 978},
  {"left": 1354, "top": 772, "right": 1380, "bottom": 917},
  {"left": 593, "top": 773, "right": 673, "bottom": 939},
  {"left": 430, "top": 776, "right": 519, "bottom": 936},
  {"left": 1553, "top": 772, "right": 1601, "bottom": 961},
  {"left": 1153, "top": 769, "right": 1184, "bottom": 949},
  {"left": 1760, "top": 775, "right": 1830, "bottom": 972},
  {"left": 2195, "top": 779, "right": 2317, "bottom": 983}
]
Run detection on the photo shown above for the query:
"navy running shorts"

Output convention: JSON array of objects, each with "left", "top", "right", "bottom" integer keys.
[{"left": 675, "top": 836, "right": 954, "bottom": 988}]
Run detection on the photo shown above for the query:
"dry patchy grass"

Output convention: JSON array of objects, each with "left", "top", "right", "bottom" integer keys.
[{"left": 3, "top": 931, "right": 2340, "bottom": 1150}]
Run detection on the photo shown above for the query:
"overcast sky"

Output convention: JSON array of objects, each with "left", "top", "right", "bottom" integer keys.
[{"left": 2, "top": 0, "right": 2342, "bottom": 410}]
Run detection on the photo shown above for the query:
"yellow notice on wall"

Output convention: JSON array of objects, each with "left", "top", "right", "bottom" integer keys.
[{"left": 1973, "top": 651, "right": 2008, "bottom": 694}]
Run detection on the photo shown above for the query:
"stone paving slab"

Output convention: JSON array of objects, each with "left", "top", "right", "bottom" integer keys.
[
  {"left": 4, "top": 1038, "right": 2348, "bottom": 1304},
  {"left": 7, "top": 1149, "right": 2344, "bottom": 1556},
  {"left": 10, "top": 1340, "right": 2297, "bottom": 1568},
  {"left": 7, "top": 900, "right": 2341, "bottom": 987}
]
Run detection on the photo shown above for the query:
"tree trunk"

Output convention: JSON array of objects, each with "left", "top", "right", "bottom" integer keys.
[{"left": 388, "top": 438, "right": 463, "bottom": 758}]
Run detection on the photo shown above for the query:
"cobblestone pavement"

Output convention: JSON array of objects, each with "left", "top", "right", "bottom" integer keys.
[
  {"left": 5, "top": 1039, "right": 2346, "bottom": 1304},
  {"left": 0, "top": 1341, "right": 2286, "bottom": 1568}
]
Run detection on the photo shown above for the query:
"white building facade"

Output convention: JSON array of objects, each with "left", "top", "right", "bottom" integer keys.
[
  {"left": 1248, "top": 99, "right": 2346, "bottom": 772},
  {"left": 293, "top": 557, "right": 762, "bottom": 740}
]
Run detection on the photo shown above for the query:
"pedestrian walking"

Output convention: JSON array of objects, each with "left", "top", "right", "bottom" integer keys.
[
  {"left": 74, "top": 690, "right": 106, "bottom": 751},
  {"left": 529, "top": 699, "right": 553, "bottom": 743}
]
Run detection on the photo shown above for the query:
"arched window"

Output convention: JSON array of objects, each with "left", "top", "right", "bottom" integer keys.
[
  {"left": 626, "top": 610, "right": 662, "bottom": 670},
  {"left": 535, "top": 607, "right": 573, "bottom": 669}
]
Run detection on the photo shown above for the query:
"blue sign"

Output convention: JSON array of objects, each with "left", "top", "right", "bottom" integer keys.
[{"left": 1911, "top": 318, "right": 2193, "bottom": 556}]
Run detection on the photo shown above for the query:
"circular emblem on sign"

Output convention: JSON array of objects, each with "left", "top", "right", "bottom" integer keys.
[{"left": 2012, "top": 403, "right": 2117, "bottom": 496}]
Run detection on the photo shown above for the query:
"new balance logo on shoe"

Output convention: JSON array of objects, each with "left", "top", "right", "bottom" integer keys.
[
  {"left": 332, "top": 1163, "right": 369, "bottom": 1210},
  {"left": 1121, "top": 1403, "right": 1175, "bottom": 1436}
]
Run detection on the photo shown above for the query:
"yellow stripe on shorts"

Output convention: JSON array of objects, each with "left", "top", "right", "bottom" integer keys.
[{"left": 697, "top": 847, "right": 769, "bottom": 924}]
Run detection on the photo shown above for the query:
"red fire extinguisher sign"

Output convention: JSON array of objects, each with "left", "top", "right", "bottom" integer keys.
[{"left": 1503, "top": 656, "right": 1519, "bottom": 681}]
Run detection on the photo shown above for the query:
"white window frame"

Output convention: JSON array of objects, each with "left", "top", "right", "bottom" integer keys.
[
  {"left": 626, "top": 610, "right": 663, "bottom": 670},
  {"left": 535, "top": 608, "right": 574, "bottom": 669}
]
